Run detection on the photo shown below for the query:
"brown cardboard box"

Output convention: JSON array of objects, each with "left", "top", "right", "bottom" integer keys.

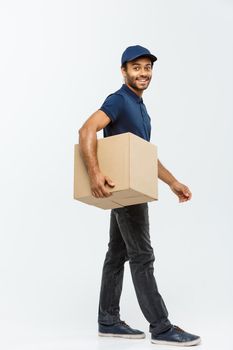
[{"left": 74, "top": 132, "right": 158, "bottom": 209}]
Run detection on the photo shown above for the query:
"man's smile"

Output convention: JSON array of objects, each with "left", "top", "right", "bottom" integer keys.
[{"left": 136, "top": 77, "right": 150, "bottom": 84}]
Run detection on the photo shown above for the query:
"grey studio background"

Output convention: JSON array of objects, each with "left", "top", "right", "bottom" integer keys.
[{"left": 0, "top": 0, "right": 232, "bottom": 349}]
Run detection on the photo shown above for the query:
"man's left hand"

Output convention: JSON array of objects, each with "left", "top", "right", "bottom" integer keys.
[{"left": 169, "top": 181, "right": 192, "bottom": 203}]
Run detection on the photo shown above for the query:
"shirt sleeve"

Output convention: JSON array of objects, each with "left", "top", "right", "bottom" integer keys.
[{"left": 99, "top": 93, "right": 124, "bottom": 123}]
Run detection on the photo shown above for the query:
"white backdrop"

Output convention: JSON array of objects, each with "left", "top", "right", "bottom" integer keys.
[{"left": 0, "top": 0, "right": 232, "bottom": 349}]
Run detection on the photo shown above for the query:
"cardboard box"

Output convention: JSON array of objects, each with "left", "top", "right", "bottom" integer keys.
[{"left": 73, "top": 132, "right": 158, "bottom": 209}]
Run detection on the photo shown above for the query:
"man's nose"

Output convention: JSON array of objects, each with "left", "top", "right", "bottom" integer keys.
[
  {"left": 140, "top": 69, "right": 149, "bottom": 76},
  {"left": 139, "top": 72, "right": 149, "bottom": 77}
]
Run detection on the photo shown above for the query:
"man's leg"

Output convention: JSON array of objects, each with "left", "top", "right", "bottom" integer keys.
[
  {"left": 113, "top": 203, "right": 172, "bottom": 336},
  {"left": 98, "top": 209, "right": 128, "bottom": 325}
]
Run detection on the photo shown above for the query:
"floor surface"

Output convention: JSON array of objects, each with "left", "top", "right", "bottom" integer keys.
[{"left": 0, "top": 322, "right": 231, "bottom": 350}]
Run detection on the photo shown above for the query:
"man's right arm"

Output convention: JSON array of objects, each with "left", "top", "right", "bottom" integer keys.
[{"left": 78, "top": 110, "right": 115, "bottom": 198}]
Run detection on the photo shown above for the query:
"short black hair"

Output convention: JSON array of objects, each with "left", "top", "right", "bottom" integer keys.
[{"left": 121, "top": 62, "right": 128, "bottom": 70}]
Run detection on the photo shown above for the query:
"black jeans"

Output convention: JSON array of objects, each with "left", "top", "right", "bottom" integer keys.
[{"left": 98, "top": 203, "right": 172, "bottom": 336}]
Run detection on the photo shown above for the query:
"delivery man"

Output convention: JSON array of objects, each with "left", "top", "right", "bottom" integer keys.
[{"left": 78, "top": 45, "right": 201, "bottom": 346}]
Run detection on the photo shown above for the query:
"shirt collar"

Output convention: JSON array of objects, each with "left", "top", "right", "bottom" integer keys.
[{"left": 121, "top": 84, "right": 143, "bottom": 104}]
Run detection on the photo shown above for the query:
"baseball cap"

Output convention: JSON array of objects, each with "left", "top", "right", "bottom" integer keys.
[{"left": 121, "top": 45, "right": 157, "bottom": 66}]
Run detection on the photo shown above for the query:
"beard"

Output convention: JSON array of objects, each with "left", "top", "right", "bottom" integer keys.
[{"left": 126, "top": 74, "right": 151, "bottom": 92}]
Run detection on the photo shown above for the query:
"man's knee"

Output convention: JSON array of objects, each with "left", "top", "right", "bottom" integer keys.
[
  {"left": 104, "top": 246, "right": 128, "bottom": 266},
  {"left": 128, "top": 249, "right": 155, "bottom": 266}
]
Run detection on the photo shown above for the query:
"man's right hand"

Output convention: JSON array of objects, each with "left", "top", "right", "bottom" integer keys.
[{"left": 90, "top": 171, "right": 115, "bottom": 198}]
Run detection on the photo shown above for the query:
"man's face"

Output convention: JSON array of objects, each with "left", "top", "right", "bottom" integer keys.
[{"left": 121, "top": 56, "right": 153, "bottom": 92}]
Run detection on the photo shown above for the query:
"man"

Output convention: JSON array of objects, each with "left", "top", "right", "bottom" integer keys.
[{"left": 78, "top": 45, "right": 201, "bottom": 346}]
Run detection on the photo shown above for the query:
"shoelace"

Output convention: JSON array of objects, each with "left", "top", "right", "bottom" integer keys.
[
  {"left": 118, "top": 320, "right": 130, "bottom": 328},
  {"left": 173, "top": 325, "right": 185, "bottom": 333}
]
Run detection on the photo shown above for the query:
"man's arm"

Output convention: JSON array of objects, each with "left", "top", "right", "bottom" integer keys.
[
  {"left": 78, "top": 110, "right": 115, "bottom": 198},
  {"left": 158, "top": 159, "right": 178, "bottom": 186},
  {"left": 158, "top": 159, "right": 192, "bottom": 203}
]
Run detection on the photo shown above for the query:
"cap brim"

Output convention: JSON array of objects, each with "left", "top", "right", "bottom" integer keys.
[{"left": 127, "top": 53, "right": 157, "bottom": 63}]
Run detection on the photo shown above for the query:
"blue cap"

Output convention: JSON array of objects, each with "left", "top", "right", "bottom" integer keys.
[{"left": 121, "top": 45, "right": 157, "bottom": 66}]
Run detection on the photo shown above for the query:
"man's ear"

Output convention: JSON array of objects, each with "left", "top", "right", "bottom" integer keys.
[{"left": 121, "top": 66, "right": 127, "bottom": 78}]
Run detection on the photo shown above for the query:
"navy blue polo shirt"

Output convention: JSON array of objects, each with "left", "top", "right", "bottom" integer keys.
[{"left": 99, "top": 84, "right": 151, "bottom": 142}]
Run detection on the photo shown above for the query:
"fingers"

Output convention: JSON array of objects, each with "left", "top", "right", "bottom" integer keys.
[
  {"left": 179, "top": 191, "right": 192, "bottom": 202},
  {"left": 92, "top": 185, "right": 112, "bottom": 198},
  {"left": 179, "top": 197, "right": 188, "bottom": 203},
  {"left": 100, "top": 187, "right": 112, "bottom": 197},
  {"left": 105, "top": 176, "right": 115, "bottom": 187},
  {"left": 185, "top": 191, "right": 192, "bottom": 200},
  {"left": 91, "top": 175, "right": 115, "bottom": 198},
  {"left": 184, "top": 191, "right": 191, "bottom": 198},
  {"left": 182, "top": 186, "right": 192, "bottom": 199}
]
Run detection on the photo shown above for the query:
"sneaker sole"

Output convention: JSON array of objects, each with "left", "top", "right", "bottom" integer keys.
[
  {"left": 151, "top": 337, "right": 201, "bottom": 346},
  {"left": 98, "top": 332, "right": 146, "bottom": 339}
]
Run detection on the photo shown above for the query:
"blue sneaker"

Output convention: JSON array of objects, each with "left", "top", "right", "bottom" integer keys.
[
  {"left": 98, "top": 320, "right": 145, "bottom": 339},
  {"left": 151, "top": 325, "right": 201, "bottom": 346}
]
